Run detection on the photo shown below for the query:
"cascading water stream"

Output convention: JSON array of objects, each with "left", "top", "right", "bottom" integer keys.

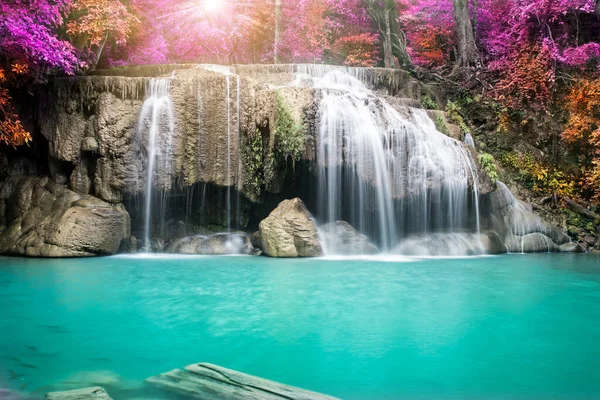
[
  {"left": 464, "top": 133, "right": 475, "bottom": 148},
  {"left": 296, "top": 67, "right": 481, "bottom": 253},
  {"left": 137, "top": 78, "right": 175, "bottom": 250}
]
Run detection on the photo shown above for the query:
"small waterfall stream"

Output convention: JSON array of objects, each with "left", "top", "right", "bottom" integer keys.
[
  {"left": 137, "top": 78, "right": 175, "bottom": 250},
  {"left": 464, "top": 133, "right": 475, "bottom": 148},
  {"left": 297, "top": 66, "right": 481, "bottom": 252}
]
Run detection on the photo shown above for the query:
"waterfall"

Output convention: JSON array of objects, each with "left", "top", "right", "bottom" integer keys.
[
  {"left": 464, "top": 133, "right": 475, "bottom": 148},
  {"left": 137, "top": 78, "right": 175, "bottom": 250},
  {"left": 300, "top": 67, "right": 480, "bottom": 252}
]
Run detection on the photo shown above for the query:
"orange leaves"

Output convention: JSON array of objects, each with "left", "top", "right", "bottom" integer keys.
[
  {"left": 66, "top": 0, "right": 137, "bottom": 48},
  {"left": 0, "top": 118, "right": 31, "bottom": 148},
  {"left": 563, "top": 78, "right": 600, "bottom": 149},
  {"left": 10, "top": 62, "right": 29, "bottom": 75},
  {"left": 333, "top": 33, "right": 380, "bottom": 67},
  {"left": 562, "top": 78, "right": 600, "bottom": 199},
  {"left": 0, "top": 68, "right": 32, "bottom": 148},
  {"left": 408, "top": 25, "right": 454, "bottom": 68}
]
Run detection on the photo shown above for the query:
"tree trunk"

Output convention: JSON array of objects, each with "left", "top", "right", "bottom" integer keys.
[
  {"left": 453, "top": 0, "right": 478, "bottom": 68},
  {"left": 387, "top": 0, "right": 411, "bottom": 68},
  {"left": 274, "top": 0, "right": 282, "bottom": 64},
  {"left": 361, "top": 0, "right": 411, "bottom": 69},
  {"left": 383, "top": 8, "right": 395, "bottom": 68},
  {"left": 91, "top": 33, "right": 109, "bottom": 70}
]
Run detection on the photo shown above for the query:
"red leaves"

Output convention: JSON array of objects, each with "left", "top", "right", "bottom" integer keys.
[
  {"left": 491, "top": 43, "right": 555, "bottom": 110},
  {"left": 333, "top": 33, "right": 380, "bottom": 67}
]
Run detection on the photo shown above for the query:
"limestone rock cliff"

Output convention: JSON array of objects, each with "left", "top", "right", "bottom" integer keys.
[{"left": 0, "top": 175, "right": 130, "bottom": 257}]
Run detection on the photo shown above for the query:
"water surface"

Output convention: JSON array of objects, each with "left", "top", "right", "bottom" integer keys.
[{"left": 1, "top": 254, "right": 599, "bottom": 399}]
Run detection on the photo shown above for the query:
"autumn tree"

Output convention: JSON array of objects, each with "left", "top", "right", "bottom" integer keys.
[
  {"left": 64, "top": 0, "right": 137, "bottom": 68},
  {"left": 0, "top": 68, "right": 31, "bottom": 148},
  {"left": 401, "top": 0, "right": 456, "bottom": 68},
  {"left": 0, "top": 0, "right": 80, "bottom": 148},
  {"left": 562, "top": 78, "right": 600, "bottom": 199}
]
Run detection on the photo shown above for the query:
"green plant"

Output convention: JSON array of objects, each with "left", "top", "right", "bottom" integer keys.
[
  {"left": 421, "top": 94, "right": 437, "bottom": 110},
  {"left": 446, "top": 100, "right": 471, "bottom": 135},
  {"left": 434, "top": 113, "right": 449, "bottom": 135},
  {"left": 498, "top": 151, "right": 576, "bottom": 197},
  {"left": 478, "top": 153, "right": 499, "bottom": 183},
  {"left": 274, "top": 92, "right": 306, "bottom": 168},
  {"left": 244, "top": 129, "right": 264, "bottom": 198}
]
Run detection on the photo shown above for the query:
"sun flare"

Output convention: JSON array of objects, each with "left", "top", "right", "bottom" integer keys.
[{"left": 203, "top": 0, "right": 225, "bottom": 13}]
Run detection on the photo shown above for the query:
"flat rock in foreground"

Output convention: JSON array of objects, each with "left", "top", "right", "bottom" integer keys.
[
  {"left": 146, "top": 362, "right": 339, "bottom": 400},
  {"left": 46, "top": 387, "right": 112, "bottom": 400}
]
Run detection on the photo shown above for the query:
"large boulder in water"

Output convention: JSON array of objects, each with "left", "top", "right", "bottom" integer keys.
[
  {"left": 165, "top": 233, "right": 253, "bottom": 255},
  {"left": 319, "top": 221, "right": 378, "bottom": 255},
  {"left": 259, "top": 198, "right": 323, "bottom": 257},
  {"left": 0, "top": 176, "right": 130, "bottom": 257}
]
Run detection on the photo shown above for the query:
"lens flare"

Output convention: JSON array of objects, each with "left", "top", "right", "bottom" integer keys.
[{"left": 204, "top": 0, "right": 225, "bottom": 13}]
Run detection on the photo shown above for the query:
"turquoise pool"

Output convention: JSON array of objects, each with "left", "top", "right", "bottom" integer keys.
[{"left": 1, "top": 254, "right": 599, "bottom": 399}]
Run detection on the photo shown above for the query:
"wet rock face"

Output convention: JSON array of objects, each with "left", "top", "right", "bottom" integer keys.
[
  {"left": 505, "top": 233, "right": 559, "bottom": 253},
  {"left": 559, "top": 242, "right": 586, "bottom": 253},
  {"left": 165, "top": 233, "right": 254, "bottom": 255},
  {"left": 37, "top": 69, "right": 318, "bottom": 208},
  {"left": 258, "top": 198, "right": 323, "bottom": 257},
  {"left": 481, "top": 181, "right": 571, "bottom": 252},
  {"left": 319, "top": 221, "right": 378, "bottom": 255},
  {"left": 0, "top": 176, "right": 130, "bottom": 257}
]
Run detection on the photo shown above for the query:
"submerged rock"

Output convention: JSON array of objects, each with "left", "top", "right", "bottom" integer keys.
[
  {"left": 259, "top": 198, "right": 323, "bottom": 257},
  {"left": 0, "top": 389, "right": 24, "bottom": 400},
  {"left": 46, "top": 387, "right": 112, "bottom": 400},
  {"left": 147, "top": 362, "right": 339, "bottom": 400},
  {"left": 319, "top": 221, "right": 378, "bottom": 255},
  {"left": 0, "top": 176, "right": 130, "bottom": 257},
  {"left": 165, "top": 233, "right": 254, "bottom": 255}
]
